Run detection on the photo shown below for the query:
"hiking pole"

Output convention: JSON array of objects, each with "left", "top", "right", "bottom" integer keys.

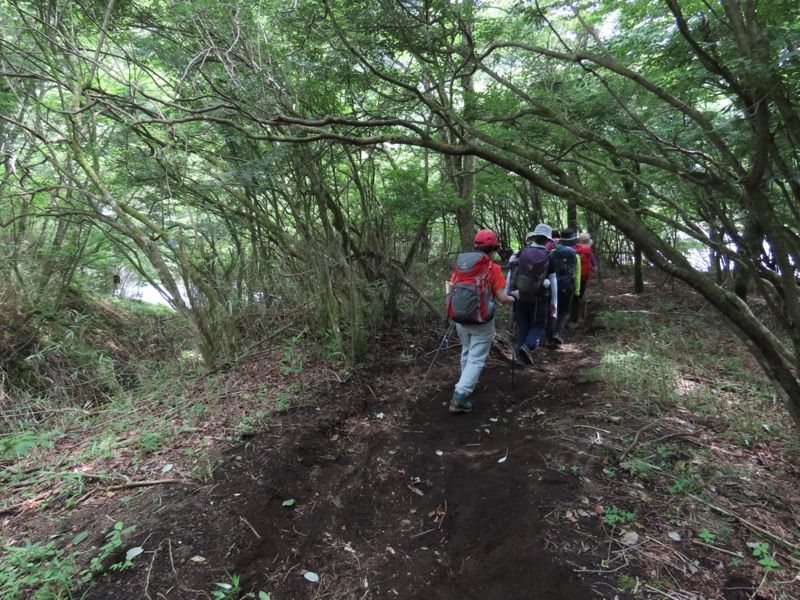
[
  {"left": 509, "top": 332, "right": 515, "bottom": 387},
  {"left": 506, "top": 313, "right": 516, "bottom": 388},
  {"left": 498, "top": 321, "right": 516, "bottom": 388},
  {"left": 423, "top": 320, "right": 456, "bottom": 381}
]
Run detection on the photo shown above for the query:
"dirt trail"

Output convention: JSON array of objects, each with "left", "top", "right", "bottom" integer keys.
[{"left": 85, "top": 323, "right": 605, "bottom": 599}]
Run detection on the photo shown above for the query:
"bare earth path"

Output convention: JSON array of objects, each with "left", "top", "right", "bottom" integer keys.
[{"left": 84, "top": 323, "right": 606, "bottom": 599}]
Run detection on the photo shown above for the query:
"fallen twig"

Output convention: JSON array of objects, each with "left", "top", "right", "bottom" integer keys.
[
  {"left": 144, "top": 543, "right": 160, "bottom": 600},
  {"left": 411, "top": 528, "right": 436, "bottom": 538},
  {"left": 0, "top": 501, "right": 26, "bottom": 515},
  {"left": 619, "top": 422, "right": 659, "bottom": 460},
  {"left": 0, "top": 489, "right": 54, "bottom": 515},
  {"left": 167, "top": 538, "right": 176, "bottom": 573},
  {"left": 690, "top": 538, "right": 744, "bottom": 558},
  {"left": 0, "top": 464, "right": 42, "bottom": 479},
  {"left": 71, "top": 484, "right": 102, "bottom": 508},
  {"left": 240, "top": 516, "right": 262, "bottom": 540},
  {"left": 750, "top": 557, "right": 771, "bottom": 600},
  {"left": 280, "top": 563, "right": 298, "bottom": 584},
  {"left": 644, "top": 585, "right": 689, "bottom": 599},
  {"left": 107, "top": 477, "right": 188, "bottom": 491},
  {"left": 575, "top": 425, "right": 611, "bottom": 434},
  {"left": 689, "top": 493, "right": 800, "bottom": 555},
  {"left": 406, "top": 484, "right": 425, "bottom": 496}
]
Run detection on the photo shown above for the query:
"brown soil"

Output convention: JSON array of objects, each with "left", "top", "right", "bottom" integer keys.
[
  {"left": 5, "top": 272, "right": 800, "bottom": 600},
  {"left": 81, "top": 331, "right": 601, "bottom": 599}
]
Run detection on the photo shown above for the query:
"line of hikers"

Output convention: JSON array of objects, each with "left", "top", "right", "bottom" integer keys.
[{"left": 444, "top": 224, "right": 596, "bottom": 414}]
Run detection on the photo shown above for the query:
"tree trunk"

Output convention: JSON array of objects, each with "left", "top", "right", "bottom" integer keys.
[
  {"left": 567, "top": 200, "right": 578, "bottom": 232},
  {"left": 633, "top": 245, "right": 644, "bottom": 294}
]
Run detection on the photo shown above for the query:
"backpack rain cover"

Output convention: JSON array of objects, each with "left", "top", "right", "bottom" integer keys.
[{"left": 446, "top": 252, "right": 497, "bottom": 324}]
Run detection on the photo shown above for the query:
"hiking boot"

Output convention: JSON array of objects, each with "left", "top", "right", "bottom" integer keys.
[
  {"left": 520, "top": 345, "right": 536, "bottom": 364},
  {"left": 552, "top": 333, "right": 563, "bottom": 345},
  {"left": 514, "top": 354, "right": 528, "bottom": 366},
  {"left": 449, "top": 392, "right": 473, "bottom": 414}
]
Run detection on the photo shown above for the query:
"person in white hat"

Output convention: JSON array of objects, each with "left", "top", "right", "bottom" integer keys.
[{"left": 507, "top": 223, "right": 558, "bottom": 365}]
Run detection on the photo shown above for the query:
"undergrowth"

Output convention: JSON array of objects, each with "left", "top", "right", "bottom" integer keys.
[
  {"left": 583, "top": 296, "right": 800, "bottom": 598},
  {"left": 1, "top": 291, "right": 331, "bottom": 598},
  {"left": 1, "top": 286, "right": 185, "bottom": 420},
  {"left": 591, "top": 303, "right": 788, "bottom": 444}
]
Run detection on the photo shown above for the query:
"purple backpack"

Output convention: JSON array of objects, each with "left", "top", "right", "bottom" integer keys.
[{"left": 513, "top": 246, "right": 550, "bottom": 302}]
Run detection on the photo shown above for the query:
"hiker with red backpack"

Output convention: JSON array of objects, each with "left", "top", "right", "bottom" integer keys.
[
  {"left": 571, "top": 232, "right": 597, "bottom": 325},
  {"left": 445, "top": 229, "right": 519, "bottom": 414},
  {"left": 507, "top": 223, "right": 559, "bottom": 366},
  {"left": 545, "top": 228, "right": 580, "bottom": 345}
]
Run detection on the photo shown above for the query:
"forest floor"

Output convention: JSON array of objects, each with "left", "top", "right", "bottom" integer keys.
[{"left": 3, "top": 272, "right": 800, "bottom": 600}]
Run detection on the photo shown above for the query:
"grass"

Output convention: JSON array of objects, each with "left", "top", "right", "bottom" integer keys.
[
  {"left": 591, "top": 306, "right": 787, "bottom": 443},
  {"left": 1, "top": 325, "right": 329, "bottom": 598},
  {"left": 0, "top": 521, "right": 137, "bottom": 600},
  {"left": 582, "top": 287, "right": 800, "bottom": 598}
]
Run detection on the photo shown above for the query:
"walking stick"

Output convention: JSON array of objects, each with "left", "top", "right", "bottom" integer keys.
[
  {"left": 423, "top": 320, "right": 456, "bottom": 381},
  {"left": 497, "top": 313, "right": 516, "bottom": 388},
  {"left": 510, "top": 332, "right": 515, "bottom": 387},
  {"left": 508, "top": 313, "right": 516, "bottom": 388}
]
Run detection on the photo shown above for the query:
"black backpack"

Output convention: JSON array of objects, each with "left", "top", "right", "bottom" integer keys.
[
  {"left": 551, "top": 244, "right": 577, "bottom": 295},
  {"left": 513, "top": 246, "right": 550, "bottom": 302}
]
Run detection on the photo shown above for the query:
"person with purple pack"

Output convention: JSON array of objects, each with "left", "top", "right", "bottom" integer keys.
[{"left": 507, "top": 223, "right": 558, "bottom": 365}]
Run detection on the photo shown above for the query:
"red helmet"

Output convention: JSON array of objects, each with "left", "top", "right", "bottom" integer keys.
[{"left": 474, "top": 229, "right": 498, "bottom": 249}]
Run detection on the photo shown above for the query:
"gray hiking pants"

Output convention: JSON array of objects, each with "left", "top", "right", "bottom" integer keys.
[{"left": 454, "top": 321, "right": 495, "bottom": 396}]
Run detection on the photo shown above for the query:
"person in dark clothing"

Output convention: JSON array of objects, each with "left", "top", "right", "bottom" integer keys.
[
  {"left": 545, "top": 228, "right": 579, "bottom": 345},
  {"left": 507, "top": 223, "right": 558, "bottom": 365}
]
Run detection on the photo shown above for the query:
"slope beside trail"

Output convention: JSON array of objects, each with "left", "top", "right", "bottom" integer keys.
[{"left": 85, "top": 317, "right": 605, "bottom": 599}]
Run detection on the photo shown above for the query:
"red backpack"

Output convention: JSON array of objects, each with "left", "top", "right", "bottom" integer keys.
[
  {"left": 446, "top": 252, "right": 496, "bottom": 324},
  {"left": 574, "top": 245, "right": 595, "bottom": 281}
]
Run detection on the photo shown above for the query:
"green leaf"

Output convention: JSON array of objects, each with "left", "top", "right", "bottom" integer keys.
[
  {"left": 72, "top": 531, "right": 89, "bottom": 545},
  {"left": 126, "top": 546, "right": 144, "bottom": 561},
  {"left": 259, "top": 592, "right": 271, "bottom": 600},
  {"left": 282, "top": 499, "right": 295, "bottom": 507}
]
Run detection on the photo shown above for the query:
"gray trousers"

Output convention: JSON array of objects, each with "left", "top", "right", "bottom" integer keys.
[{"left": 454, "top": 321, "right": 495, "bottom": 396}]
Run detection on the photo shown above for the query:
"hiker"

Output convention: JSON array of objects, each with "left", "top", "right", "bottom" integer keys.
[
  {"left": 508, "top": 223, "right": 558, "bottom": 365},
  {"left": 503, "top": 231, "right": 534, "bottom": 284},
  {"left": 545, "top": 228, "right": 580, "bottom": 345},
  {"left": 571, "top": 232, "right": 597, "bottom": 325},
  {"left": 446, "top": 229, "right": 519, "bottom": 414}
]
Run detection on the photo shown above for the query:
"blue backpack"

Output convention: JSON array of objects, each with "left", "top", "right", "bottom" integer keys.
[
  {"left": 551, "top": 244, "right": 577, "bottom": 294},
  {"left": 513, "top": 246, "right": 550, "bottom": 302}
]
